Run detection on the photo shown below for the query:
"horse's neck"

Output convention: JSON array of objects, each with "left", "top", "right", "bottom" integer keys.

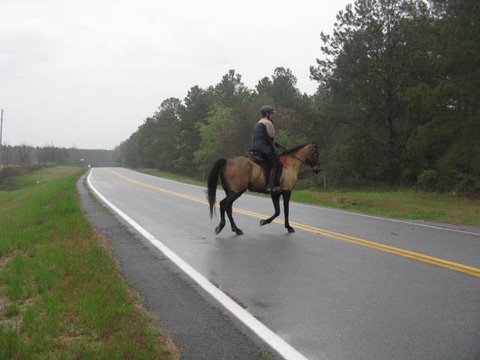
[
  {"left": 292, "top": 145, "right": 309, "bottom": 163},
  {"left": 295, "top": 146, "right": 310, "bottom": 162},
  {"left": 283, "top": 147, "right": 308, "bottom": 171}
]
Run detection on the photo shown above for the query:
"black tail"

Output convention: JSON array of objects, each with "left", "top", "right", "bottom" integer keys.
[{"left": 207, "top": 159, "right": 227, "bottom": 218}]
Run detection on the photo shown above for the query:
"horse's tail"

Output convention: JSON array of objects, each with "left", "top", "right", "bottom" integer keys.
[{"left": 207, "top": 159, "right": 227, "bottom": 218}]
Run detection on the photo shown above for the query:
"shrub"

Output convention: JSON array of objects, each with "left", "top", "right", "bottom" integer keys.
[{"left": 417, "top": 169, "right": 438, "bottom": 191}]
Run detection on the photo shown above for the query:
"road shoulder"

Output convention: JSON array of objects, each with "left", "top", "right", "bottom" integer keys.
[{"left": 77, "top": 173, "right": 272, "bottom": 360}]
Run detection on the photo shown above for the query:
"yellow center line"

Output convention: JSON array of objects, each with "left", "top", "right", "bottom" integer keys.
[{"left": 109, "top": 170, "right": 480, "bottom": 278}]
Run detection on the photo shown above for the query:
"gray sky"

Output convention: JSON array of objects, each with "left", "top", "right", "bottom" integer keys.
[{"left": 1, "top": 0, "right": 351, "bottom": 150}]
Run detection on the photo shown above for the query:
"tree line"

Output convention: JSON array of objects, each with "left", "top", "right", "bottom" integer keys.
[
  {"left": 0, "top": 145, "right": 115, "bottom": 168},
  {"left": 114, "top": 0, "right": 479, "bottom": 194}
]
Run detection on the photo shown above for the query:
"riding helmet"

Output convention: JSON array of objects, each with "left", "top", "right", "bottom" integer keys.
[{"left": 260, "top": 105, "right": 275, "bottom": 116}]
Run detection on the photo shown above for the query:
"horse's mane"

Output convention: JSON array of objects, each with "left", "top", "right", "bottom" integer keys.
[{"left": 279, "top": 143, "right": 310, "bottom": 156}]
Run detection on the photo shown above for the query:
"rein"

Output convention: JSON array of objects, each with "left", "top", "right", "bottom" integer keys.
[
  {"left": 280, "top": 145, "right": 315, "bottom": 167},
  {"left": 281, "top": 153, "right": 308, "bottom": 165},
  {"left": 278, "top": 144, "right": 305, "bottom": 163}
]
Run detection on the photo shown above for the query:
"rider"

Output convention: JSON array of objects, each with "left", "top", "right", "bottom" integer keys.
[{"left": 251, "top": 105, "right": 282, "bottom": 193}]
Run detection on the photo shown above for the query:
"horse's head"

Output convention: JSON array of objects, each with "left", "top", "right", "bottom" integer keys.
[{"left": 306, "top": 143, "right": 321, "bottom": 173}]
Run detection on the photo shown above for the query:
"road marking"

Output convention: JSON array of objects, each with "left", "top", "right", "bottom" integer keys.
[
  {"left": 134, "top": 168, "right": 480, "bottom": 237},
  {"left": 87, "top": 169, "right": 309, "bottom": 360},
  {"left": 109, "top": 169, "right": 480, "bottom": 278}
]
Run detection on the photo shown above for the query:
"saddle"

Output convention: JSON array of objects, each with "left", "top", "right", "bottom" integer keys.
[
  {"left": 248, "top": 150, "right": 283, "bottom": 185},
  {"left": 249, "top": 150, "right": 270, "bottom": 173}
]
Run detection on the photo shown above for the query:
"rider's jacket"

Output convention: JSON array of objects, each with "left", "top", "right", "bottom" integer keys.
[{"left": 251, "top": 118, "right": 275, "bottom": 153}]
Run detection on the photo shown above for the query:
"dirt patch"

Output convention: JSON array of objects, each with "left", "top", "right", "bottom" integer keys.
[
  {"left": 0, "top": 294, "right": 8, "bottom": 309},
  {"left": 0, "top": 252, "right": 31, "bottom": 329},
  {"left": 0, "top": 298, "right": 20, "bottom": 328},
  {"left": 0, "top": 251, "right": 19, "bottom": 271},
  {"left": 0, "top": 315, "right": 22, "bottom": 328},
  {"left": 57, "top": 333, "right": 86, "bottom": 345},
  {"left": 159, "top": 333, "right": 180, "bottom": 360}
]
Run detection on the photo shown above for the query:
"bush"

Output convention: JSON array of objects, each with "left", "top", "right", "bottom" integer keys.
[
  {"left": 0, "top": 165, "right": 44, "bottom": 180},
  {"left": 452, "top": 173, "right": 480, "bottom": 195},
  {"left": 296, "top": 178, "right": 315, "bottom": 190},
  {"left": 417, "top": 169, "right": 480, "bottom": 195},
  {"left": 417, "top": 169, "right": 438, "bottom": 191}
]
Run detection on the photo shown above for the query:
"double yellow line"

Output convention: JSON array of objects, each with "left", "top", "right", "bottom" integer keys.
[{"left": 110, "top": 170, "right": 480, "bottom": 278}]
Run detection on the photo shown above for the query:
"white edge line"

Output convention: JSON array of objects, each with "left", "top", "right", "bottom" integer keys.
[{"left": 86, "top": 169, "right": 309, "bottom": 360}]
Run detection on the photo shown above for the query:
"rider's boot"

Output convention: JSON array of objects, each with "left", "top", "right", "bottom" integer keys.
[
  {"left": 267, "top": 168, "right": 275, "bottom": 193},
  {"left": 267, "top": 168, "right": 281, "bottom": 193}
]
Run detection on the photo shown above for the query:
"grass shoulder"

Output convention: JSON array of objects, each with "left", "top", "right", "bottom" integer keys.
[
  {"left": 0, "top": 166, "right": 176, "bottom": 359},
  {"left": 135, "top": 168, "right": 479, "bottom": 227}
]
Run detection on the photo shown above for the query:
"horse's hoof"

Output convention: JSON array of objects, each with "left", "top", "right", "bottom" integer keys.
[
  {"left": 259, "top": 219, "right": 266, "bottom": 226},
  {"left": 215, "top": 226, "right": 223, "bottom": 235},
  {"left": 287, "top": 226, "right": 295, "bottom": 233},
  {"left": 235, "top": 229, "right": 244, "bottom": 236}
]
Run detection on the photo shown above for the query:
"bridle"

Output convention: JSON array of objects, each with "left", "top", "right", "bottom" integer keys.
[
  {"left": 281, "top": 143, "right": 319, "bottom": 169},
  {"left": 304, "top": 144, "right": 319, "bottom": 169}
]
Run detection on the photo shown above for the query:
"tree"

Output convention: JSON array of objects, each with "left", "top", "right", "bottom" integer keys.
[
  {"left": 310, "top": 0, "right": 434, "bottom": 184},
  {"left": 116, "top": 134, "right": 142, "bottom": 168},
  {"left": 134, "top": 117, "right": 158, "bottom": 168},
  {"left": 256, "top": 67, "right": 302, "bottom": 109},
  {"left": 17, "top": 145, "right": 31, "bottom": 166},
  {"left": 174, "top": 86, "right": 213, "bottom": 174},
  {"left": 194, "top": 105, "right": 236, "bottom": 175},
  {"left": 407, "top": 0, "right": 480, "bottom": 192},
  {"left": 213, "top": 70, "right": 252, "bottom": 108},
  {"left": 255, "top": 77, "right": 273, "bottom": 96},
  {"left": 152, "top": 98, "right": 183, "bottom": 170}
]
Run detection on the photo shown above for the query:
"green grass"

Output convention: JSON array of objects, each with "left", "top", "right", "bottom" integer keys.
[
  {"left": 3, "top": 302, "right": 20, "bottom": 318},
  {"left": 136, "top": 169, "right": 479, "bottom": 227},
  {"left": 0, "top": 167, "right": 176, "bottom": 359}
]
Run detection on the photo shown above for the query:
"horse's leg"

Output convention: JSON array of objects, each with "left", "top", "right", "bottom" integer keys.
[
  {"left": 225, "top": 191, "right": 245, "bottom": 235},
  {"left": 215, "top": 176, "right": 232, "bottom": 235},
  {"left": 259, "top": 191, "right": 281, "bottom": 226},
  {"left": 215, "top": 193, "right": 228, "bottom": 235},
  {"left": 216, "top": 191, "right": 242, "bottom": 235},
  {"left": 283, "top": 191, "right": 295, "bottom": 233}
]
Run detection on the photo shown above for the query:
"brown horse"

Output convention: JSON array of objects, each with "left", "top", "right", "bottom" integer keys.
[{"left": 207, "top": 143, "right": 321, "bottom": 235}]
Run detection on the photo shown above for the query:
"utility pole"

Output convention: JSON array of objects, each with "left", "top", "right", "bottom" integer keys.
[{"left": 0, "top": 109, "right": 3, "bottom": 168}]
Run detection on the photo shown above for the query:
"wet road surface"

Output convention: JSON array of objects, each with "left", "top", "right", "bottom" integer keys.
[{"left": 86, "top": 167, "right": 480, "bottom": 360}]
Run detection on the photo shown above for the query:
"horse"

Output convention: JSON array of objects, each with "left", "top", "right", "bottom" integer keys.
[{"left": 207, "top": 143, "right": 321, "bottom": 235}]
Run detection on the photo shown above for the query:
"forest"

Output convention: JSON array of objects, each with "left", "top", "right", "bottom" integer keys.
[{"left": 114, "top": 0, "right": 479, "bottom": 194}]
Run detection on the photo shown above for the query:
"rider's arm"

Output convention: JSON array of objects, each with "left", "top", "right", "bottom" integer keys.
[{"left": 264, "top": 120, "right": 275, "bottom": 138}]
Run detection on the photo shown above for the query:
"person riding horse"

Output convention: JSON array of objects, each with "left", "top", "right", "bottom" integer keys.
[
  {"left": 251, "top": 105, "right": 282, "bottom": 193},
  {"left": 207, "top": 142, "right": 321, "bottom": 235}
]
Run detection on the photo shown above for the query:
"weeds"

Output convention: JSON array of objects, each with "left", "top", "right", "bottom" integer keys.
[{"left": 0, "top": 167, "right": 175, "bottom": 359}]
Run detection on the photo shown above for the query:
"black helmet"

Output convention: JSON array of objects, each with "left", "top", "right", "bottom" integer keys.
[{"left": 260, "top": 105, "right": 275, "bottom": 116}]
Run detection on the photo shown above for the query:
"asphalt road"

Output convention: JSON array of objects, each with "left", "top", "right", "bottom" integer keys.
[{"left": 84, "top": 167, "right": 480, "bottom": 360}]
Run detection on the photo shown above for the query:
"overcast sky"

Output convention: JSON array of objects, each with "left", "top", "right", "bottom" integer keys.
[{"left": 1, "top": 0, "right": 351, "bottom": 150}]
